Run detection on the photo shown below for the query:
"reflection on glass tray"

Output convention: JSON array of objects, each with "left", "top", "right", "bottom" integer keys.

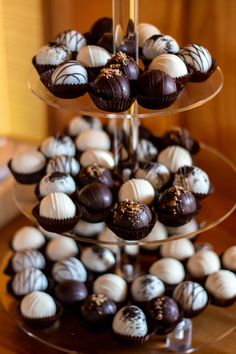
[
  {"left": 12, "top": 143, "right": 236, "bottom": 246},
  {"left": 1, "top": 251, "right": 236, "bottom": 354},
  {"left": 28, "top": 67, "right": 223, "bottom": 119}
]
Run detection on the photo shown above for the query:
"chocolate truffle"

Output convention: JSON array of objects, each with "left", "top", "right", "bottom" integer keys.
[
  {"left": 52, "top": 257, "right": 87, "bottom": 283},
  {"left": 12, "top": 268, "right": 48, "bottom": 296},
  {"left": 97, "top": 32, "right": 113, "bottom": 53},
  {"left": 81, "top": 293, "right": 117, "bottom": 326},
  {"left": 67, "top": 114, "right": 102, "bottom": 137},
  {"left": 75, "top": 129, "right": 111, "bottom": 151},
  {"left": 55, "top": 280, "right": 88, "bottom": 305},
  {"left": 160, "top": 126, "right": 198, "bottom": 153},
  {"left": 77, "top": 182, "right": 113, "bottom": 212},
  {"left": 149, "top": 53, "right": 188, "bottom": 79},
  {"left": 89, "top": 17, "right": 112, "bottom": 44},
  {"left": 156, "top": 186, "right": 197, "bottom": 227},
  {"left": 186, "top": 250, "right": 220, "bottom": 280},
  {"left": 20, "top": 291, "right": 57, "bottom": 319},
  {"left": 142, "top": 34, "right": 180, "bottom": 60},
  {"left": 46, "top": 155, "right": 80, "bottom": 176},
  {"left": 76, "top": 45, "right": 111, "bottom": 69},
  {"left": 149, "top": 258, "right": 185, "bottom": 286},
  {"left": 118, "top": 179, "right": 155, "bottom": 205},
  {"left": 79, "top": 164, "right": 114, "bottom": 189},
  {"left": 141, "top": 220, "right": 168, "bottom": 251},
  {"left": 11, "top": 249, "right": 46, "bottom": 273},
  {"left": 131, "top": 274, "right": 165, "bottom": 302},
  {"left": 222, "top": 246, "right": 236, "bottom": 272},
  {"left": 106, "top": 51, "right": 139, "bottom": 80},
  {"left": 11, "top": 226, "right": 45, "bottom": 251},
  {"left": 137, "top": 139, "right": 158, "bottom": 163},
  {"left": 178, "top": 44, "right": 212, "bottom": 74},
  {"left": 38, "top": 172, "right": 76, "bottom": 198},
  {"left": 160, "top": 238, "right": 195, "bottom": 261},
  {"left": 138, "top": 70, "right": 177, "bottom": 97},
  {"left": 73, "top": 220, "right": 105, "bottom": 238},
  {"left": 147, "top": 296, "right": 181, "bottom": 334},
  {"left": 205, "top": 270, "right": 236, "bottom": 306},
  {"left": 46, "top": 236, "right": 78, "bottom": 262},
  {"left": 138, "top": 23, "right": 161, "bottom": 47},
  {"left": 173, "top": 281, "right": 208, "bottom": 317},
  {"left": 81, "top": 246, "right": 115, "bottom": 273},
  {"left": 80, "top": 150, "right": 115, "bottom": 169},
  {"left": 157, "top": 146, "right": 193, "bottom": 173},
  {"left": 40, "top": 135, "right": 76, "bottom": 158},
  {"left": 135, "top": 162, "right": 170, "bottom": 192},
  {"left": 55, "top": 29, "right": 87, "bottom": 54},
  {"left": 39, "top": 192, "right": 77, "bottom": 219},
  {"left": 93, "top": 273, "right": 128, "bottom": 303}
]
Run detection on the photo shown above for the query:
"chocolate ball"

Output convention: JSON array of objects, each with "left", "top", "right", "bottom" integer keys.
[
  {"left": 79, "top": 164, "right": 114, "bottom": 189},
  {"left": 111, "top": 200, "right": 152, "bottom": 230},
  {"left": 147, "top": 295, "right": 181, "bottom": 335},
  {"left": 106, "top": 51, "right": 139, "bottom": 81},
  {"left": 138, "top": 70, "right": 177, "bottom": 97},
  {"left": 90, "top": 17, "right": 112, "bottom": 44},
  {"left": 55, "top": 280, "right": 88, "bottom": 305},
  {"left": 80, "top": 293, "right": 117, "bottom": 326},
  {"left": 160, "top": 127, "right": 199, "bottom": 154},
  {"left": 97, "top": 33, "right": 113, "bottom": 53},
  {"left": 77, "top": 182, "right": 113, "bottom": 211}
]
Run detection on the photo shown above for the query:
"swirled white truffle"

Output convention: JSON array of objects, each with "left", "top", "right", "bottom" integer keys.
[
  {"left": 67, "top": 115, "right": 102, "bottom": 137},
  {"left": 118, "top": 178, "right": 155, "bottom": 205},
  {"left": 20, "top": 291, "right": 57, "bottom": 319},
  {"left": 173, "top": 281, "right": 208, "bottom": 316},
  {"left": 10, "top": 149, "right": 46, "bottom": 174},
  {"left": 40, "top": 135, "right": 76, "bottom": 158},
  {"left": 51, "top": 60, "right": 88, "bottom": 85},
  {"left": 12, "top": 268, "right": 48, "bottom": 296},
  {"left": 135, "top": 162, "right": 170, "bottom": 191},
  {"left": 12, "top": 226, "right": 45, "bottom": 251},
  {"left": 80, "top": 149, "right": 115, "bottom": 169},
  {"left": 74, "top": 220, "right": 105, "bottom": 237},
  {"left": 76, "top": 45, "right": 111, "bottom": 68},
  {"left": 166, "top": 218, "right": 198, "bottom": 236},
  {"left": 46, "top": 155, "right": 80, "bottom": 176},
  {"left": 98, "top": 227, "right": 120, "bottom": 254},
  {"left": 11, "top": 249, "right": 46, "bottom": 273},
  {"left": 55, "top": 29, "right": 87, "bottom": 53},
  {"left": 142, "top": 34, "right": 180, "bottom": 60},
  {"left": 178, "top": 44, "right": 212, "bottom": 73},
  {"left": 187, "top": 250, "right": 220, "bottom": 279},
  {"left": 141, "top": 220, "right": 168, "bottom": 251},
  {"left": 35, "top": 42, "right": 71, "bottom": 66},
  {"left": 112, "top": 305, "right": 148, "bottom": 338},
  {"left": 94, "top": 273, "right": 128, "bottom": 302},
  {"left": 149, "top": 257, "right": 185, "bottom": 285},
  {"left": 52, "top": 257, "right": 87, "bottom": 283},
  {"left": 173, "top": 166, "right": 211, "bottom": 197},
  {"left": 46, "top": 235, "right": 78, "bottom": 261},
  {"left": 81, "top": 246, "right": 115, "bottom": 273},
  {"left": 149, "top": 53, "right": 188, "bottom": 78},
  {"left": 138, "top": 23, "right": 161, "bottom": 47},
  {"left": 131, "top": 274, "right": 165, "bottom": 302},
  {"left": 158, "top": 146, "right": 192, "bottom": 173},
  {"left": 222, "top": 246, "right": 236, "bottom": 272},
  {"left": 75, "top": 129, "right": 111, "bottom": 151},
  {"left": 137, "top": 139, "right": 158, "bottom": 163},
  {"left": 38, "top": 172, "right": 76, "bottom": 197},
  {"left": 205, "top": 270, "right": 236, "bottom": 302},
  {"left": 39, "top": 192, "right": 76, "bottom": 220},
  {"left": 160, "top": 238, "right": 195, "bottom": 261}
]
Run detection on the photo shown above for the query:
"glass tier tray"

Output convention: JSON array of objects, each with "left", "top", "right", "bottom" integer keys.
[
  {"left": 12, "top": 143, "right": 236, "bottom": 246},
  {"left": 28, "top": 67, "right": 223, "bottom": 118},
  {"left": 1, "top": 251, "right": 236, "bottom": 354}
]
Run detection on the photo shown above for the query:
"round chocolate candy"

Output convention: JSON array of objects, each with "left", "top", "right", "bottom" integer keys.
[
  {"left": 106, "top": 51, "right": 139, "bottom": 80},
  {"left": 79, "top": 164, "right": 114, "bottom": 189},
  {"left": 55, "top": 280, "right": 88, "bottom": 305},
  {"left": 89, "top": 17, "right": 112, "bottom": 44},
  {"left": 77, "top": 182, "right": 113, "bottom": 211},
  {"left": 160, "top": 126, "right": 199, "bottom": 154},
  {"left": 137, "top": 70, "right": 177, "bottom": 97}
]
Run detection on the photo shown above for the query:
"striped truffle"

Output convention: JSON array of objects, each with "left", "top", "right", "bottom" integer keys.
[
  {"left": 178, "top": 44, "right": 212, "bottom": 73},
  {"left": 52, "top": 257, "right": 87, "bottom": 283},
  {"left": 56, "top": 29, "right": 86, "bottom": 53},
  {"left": 51, "top": 60, "right": 88, "bottom": 85},
  {"left": 12, "top": 268, "right": 48, "bottom": 296}
]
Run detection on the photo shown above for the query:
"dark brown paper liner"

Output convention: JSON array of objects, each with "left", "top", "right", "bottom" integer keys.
[
  {"left": 208, "top": 294, "right": 236, "bottom": 307},
  {"left": 32, "top": 204, "right": 81, "bottom": 233},
  {"left": 106, "top": 209, "right": 157, "bottom": 241},
  {"left": 20, "top": 303, "right": 63, "bottom": 329},
  {"left": 175, "top": 72, "right": 192, "bottom": 88},
  {"left": 87, "top": 65, "right": 105, "bottom": 82},
  {"left": 180, "top": 301, "right": 209, "bottom": 318},
  {"left": 113, "top": 332, "right": 150, "bottom": 346},
  {"left": 137, "top": 89, "right": 181, "bottom": 110},
  {"left": 40, "top": 69, "right": 88, "bottom": 99},
  {"left": 190, "top": 59, "right": 217, "bottom": 82},
  {"left": 32, "top": 56, "right": 58, "bottom": 75},
  {"left": 76, "top": 202, "right": 111, "bottom": 223},
  {"left": 89, "top": 92, "right": 135, "bottom": 113},
  {"left": 8, "top": 160, "right": 46, "bottom": 185},
  {"left": 156, "top": 206, "right": 199, "bottom": 227}
]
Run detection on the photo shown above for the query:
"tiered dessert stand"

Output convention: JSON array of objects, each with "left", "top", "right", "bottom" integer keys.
[{"left": 1, "top": 0, "right": 236, "bottom": 353}]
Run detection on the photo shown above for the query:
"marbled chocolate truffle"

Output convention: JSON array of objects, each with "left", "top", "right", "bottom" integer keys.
[
  {"left": 178, "top": 44, "right": 212, "bottom": 74},
  {"left": 38, "top": 172, "right": 76, "bottom": 197},
  {"left": 51, "top": 60, "right": 88, "bottom": 85},
  {"left": 80, "top": 150, "right": 115, "bottom": 169},
  {"left": 76, "top": 129, "right": 110, "bottom": 151},
  {"left": 52, "top": 257, "right": 87, "bottom": 283},
  {"left": 205, "top": 270, "right": 236, "bottom": 306},
  {"left": 41, "top": 135, "right": 76, "bottom": 158},
  {"left": 158, "top": 146, "right": 193, "bottom": 173},
  {"left": 149, "top": 258, "right": 185, "bottom": 286},
  {"left": 55, "top": 280, "right": 88, "bottom": 305},
  {"left": 81, "top": 246, "right": 115, "bottom": 273},
  {"left": 20, "top": 291, "right": 57, "bottom": 319},
  {"left": 138, "top": 23, "right": 161, "bottom": 47},
  {"left": 12, "top": 226, "right": 45, "bottom": 251},
  {"left": 11, "top": 250, "right": 46, "bottom": 273},
  {"left": 160, "top": 126, "right": 197, "bottom": 153},
  {"left": 55, "top": 29, "right": 87, "bottom": 54},
  {"left": 142, "top": 34, "right": 180, "bottom": 60},
  {"left": 67, "top": 114, "right": 102, "bottom": 137},
  {"left": 77, "top": 182, "right": 113, "bottom": 211},
  {"left": 79, "top": 164, "right": 114, "bottom": 189},
  {"left": 131, "top": 274, "right": 165, "bottom": 302},
  {"left": 12, "top": 268, "right": 48, "bottom": 296},
  {"left": 186, "top": 250, "right": 220, "bottom": 280},
  {"left": 46, "top": 236, "right": 78, "bottom": 262},
  {"left": 39, "top": 192, "right": 77, "bottom": 219},
  {"left": 160, "top": 238, "right": 195, "bottom": 261},
  {"left": 222, "top": 246, "right": 236, "bottom": 272},
  {"left": 137, "top": 139, "right": 158, "bottom": 163},
  {"left": 149, "top": 53, "right": 188, "bottom": 79},
  {"left": 137, "top": 70, "right": 177, "bottom": 97},
  {"left": 118, "top": 178, "right": 155, "bottom": 205},
  {"left": 93, "top": 273, "right": 128, "bottom": 303},
  {"left": 135, "top": 162, "right": 170, "bottom": 192},
  {"left": 46, "top": 155, "right": 80, "bottom": 176},
  {"left": 34, "top": 42, "right": 71, "bottom": 68}
]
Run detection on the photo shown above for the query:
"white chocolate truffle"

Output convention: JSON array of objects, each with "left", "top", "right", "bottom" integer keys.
[
  {"left": 68, "top": 115, "right": 102, "bottom": 137},
  {"left": 46, "top": 236, "right": 78, "bottom": 261},
  {"left": 222, "top": 246, "right": 236, "bottom": 272},
  {"left": 158, "top": 146, "right": 192, "bottom": 173},
  {"left": 20, "top": 291, "right": 57, "bottom": 319},
  {"left": 12, "top": 226, "right": 45, "bottom": 251},
  {"left": 46, "top": 155, "right": 80, "bottom": 176},
  {"left": 135, "top": 162, "right": 170, "bottom": 192},
  {"left": 173, "top": 166, "right": 210, "bottom": 196},
  {"left": 41, "top": 135, "right": 76, "bottom": 158},
  {"left": 166, "top": 218, "right": 198, "bottom": 236},
  {"left": 160, "top": 238, "right": 195, "bottom": 261},
  {"left": 11, "top": 250, "right": 46, "bottom": 273},
  {"left": 112, "top": 305, "right": 148, "bottom": 337},
  {"left": 118, "top": 178, "right": 155, "bottom": 205},
  {"left": 12, "top": 268, "right": 48, "bottom": 296},
  {"left": 187, "top": 250, "right": 221, "bottom": 279},
  {"left": 125, "top": 244, "right": 139, "bottom": 256},
  {"left": 51, "top": 60, "right": 88, "bottom": 85},
  {"left": 98, "top": 227, "right": 120, "bottom": 254},
  {"left": 131, "top": 274, "right": 165, "bottom": 302},
  {"left": 80, "top": 149, "right": 115, "bottom": 169},
  {"left": 142, "top": 34, "right": 180, "bottom": 60},
  {"left": 81, "top": 246, "right": 116, "bottom": 273},
  {"left": 149, "top": 257, "right": 185, "bottom": 285},
  {"left": 137, "top": 139, "right": 158, "bottom": 163},
  {"left": 74, "top": 220, "right": 105, "bottom": 237},
  {"left": 173, "top": 281, "right": 208, "bottom": 312},
  {"left": 205, "top": 270, "right": 236, "bottom": 300},
  {"left": 52, "top": 257, "right": 87, "bottom": 283},
  {"left": 75, "top": 129, "right": 110, "bottom": 151},
  {"left": 35, "top": 42, "right": 71, "bottom": 66},
  {"left": 178, "top": 44, "right": 212, "bottom": 73},
  {"left": 141, "top": 221, "right": 168, "bottom": 251},
  {"left": 94, "top": 273, "right": 128, "bottom": 302},
  {"left": 138, "top": 23, "right": 161, "bottom": 47},
  {"left": 56, "top": 29, "right": 87, "bottom": 53},
  {"left": 149, "top": 53, "right": 188, "bottom": 78},
  {"left": 11, "top": 149, "right": 46, "bottom": 174},
  {"left": 39, "top": 192, "right": 76, "bottom": 220},
  {"left": 76, "top": 45, "right": 111, "bottom": 68},
  {"left": 39, "top": 172, "right": 76, "bottom": 197}
]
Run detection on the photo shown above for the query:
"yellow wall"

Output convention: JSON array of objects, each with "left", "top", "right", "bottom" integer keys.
[{"left": 0, "top": 0, "right": 47, "bottom": 142}]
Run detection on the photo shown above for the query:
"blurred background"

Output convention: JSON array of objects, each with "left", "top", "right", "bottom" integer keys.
[{"left": 0, "top": 0, "right": 235, "bottom": 163}]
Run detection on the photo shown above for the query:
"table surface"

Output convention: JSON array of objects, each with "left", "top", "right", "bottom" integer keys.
[{"left": 0, "top": 213, "right": 235, "bottom": 354}]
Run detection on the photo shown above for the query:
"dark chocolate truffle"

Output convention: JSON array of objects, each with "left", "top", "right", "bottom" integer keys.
[
  {"left": 89, "top": 17, "right": 112, "bottom": 44},
  {"left": 97, "top": 32, "right": 113, "bottom": 53},
  {"left": 55, "top": 280, "right": 88, "bottom": 305},
  {"left": 79, "top": 164, "right": 114, "bottom": 189},
  {"left": 77, "top": 182, "right": 113, "bottom": 211},
  {"left": 106, "top": 51, "right": 139, "bottom": 80},
  {"left": 160, "top": 126, "right": 199, "bottom": 154},
  {"left": 138, "top": 70, "right": 177, "bottom": 97}
]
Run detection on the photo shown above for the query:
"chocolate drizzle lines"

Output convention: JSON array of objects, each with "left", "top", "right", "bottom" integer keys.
[{"left": 179, "top": 44, "right": 211, "bottom": 72}]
